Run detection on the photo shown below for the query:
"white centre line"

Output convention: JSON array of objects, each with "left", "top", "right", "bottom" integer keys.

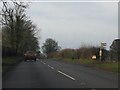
[
  {"left": 58, "top": 70, "right": 76, "bottom": 81},
  {"left": 48, "top": 65, "right": 54, "bottom": 69},
  {"left": 43, "top": 62, "right": 46, "bottom": 64},
  {"left": 48, "top": 65, "right": 50, "bottom": 67},
  {"left": 50, "top": 67, "right": 54, "bottom": 69}
]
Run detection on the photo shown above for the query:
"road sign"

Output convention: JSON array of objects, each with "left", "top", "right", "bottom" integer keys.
[
  {"left": 99, "top": 42, "right": 106, "bottom": 61},
  {"left": 101, "top": 43, "right": 107, "bottom": 46}
]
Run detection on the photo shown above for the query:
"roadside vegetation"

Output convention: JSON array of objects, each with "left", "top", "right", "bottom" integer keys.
[
  {"left": 57, "top": 59, "right": 119, "bottom": 73},
  {"left": 1, "top": 1, "right": 40, "bottom": 57},
  {"left": 1, "top": 0, "right": 119, "bottom": 75},
  {"left": 2, "top": 57, "right": 23, "bottom": 75},
  {"left": 42, "top": 38, "right": 120, "bottom": 73},
  {"left": 1, "top": 1, "right": 40, "bottom": 74}
]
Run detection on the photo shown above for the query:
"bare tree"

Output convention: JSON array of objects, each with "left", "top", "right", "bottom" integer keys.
[{"left": 1, "top": 0, "right": 40, "bottom": 57}]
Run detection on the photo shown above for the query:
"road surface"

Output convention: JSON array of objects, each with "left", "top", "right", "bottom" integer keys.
[{"left": 2, "top": 59, "right": 118, "bottom": 88}]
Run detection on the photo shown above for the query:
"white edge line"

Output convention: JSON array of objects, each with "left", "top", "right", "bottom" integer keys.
[{"left": 58, "top": 70, "right": 76, "bottom": 81}]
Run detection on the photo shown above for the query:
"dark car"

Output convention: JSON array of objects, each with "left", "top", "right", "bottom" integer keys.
[{"left": 24, "top": 51, "right": 37, "bottom": 62}]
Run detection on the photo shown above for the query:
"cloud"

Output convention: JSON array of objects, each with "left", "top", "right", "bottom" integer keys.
[{"left": 26, "top": 2, "right": 118, "bottom": 50}]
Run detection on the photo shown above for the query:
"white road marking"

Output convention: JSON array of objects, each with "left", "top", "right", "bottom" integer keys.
[
  {"left": 48, "top": 65, "right": 50, "bottom": 67},
  {"left": 50, "top": 67, "right": 54, "bottom": 69},
  {"left": 40, "top": 61, "right": 45, "bottom": 64},
  {"left": 48, "top": 65, "right": 54, "bottom": 69},
  {"left": 58, "top": 70, "right": 76, "bottom": 81},
  {"left": 43, "top": 62, "right": 46, "bottom": 64}
]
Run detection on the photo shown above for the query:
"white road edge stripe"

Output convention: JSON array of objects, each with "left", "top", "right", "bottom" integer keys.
[{"left": 58, "top": 70, "right": 76, "bottom": 81}]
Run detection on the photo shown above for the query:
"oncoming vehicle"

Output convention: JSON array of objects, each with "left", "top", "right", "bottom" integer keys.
[
  {"left": 24, "top": 51, "right": 37, "bottom": 62},
  {"left": 92, "top": 55, "right": 96, "bottom": 60}
]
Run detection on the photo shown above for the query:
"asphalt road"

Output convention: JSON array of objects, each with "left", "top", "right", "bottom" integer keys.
[{"left": 2, "top": 59, "right": 118, "bottom": 88}]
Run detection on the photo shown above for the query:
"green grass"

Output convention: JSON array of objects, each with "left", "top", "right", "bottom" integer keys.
[
  {"left": 86, "top": 60, "right": 118, "bottom": 73},
  {"left": 56, "top": 58, "right": 119, "bottom": 73},
  {"left": 3, "top": 57, "right": 20, "bottom": 65},
  {"left": 2, "top": 57, "right": 22, "bottom": 75},
  {"left": 98, "top": 62, "right": 118, "bottom": 72}
]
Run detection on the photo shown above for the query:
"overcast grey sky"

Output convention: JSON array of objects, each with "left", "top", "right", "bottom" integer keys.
[
  {"left": 0, "top": 1, "right": 118, "bottom": 50},
  {"left": 26, "top": 1, "right": 118, "bottom": 50}
]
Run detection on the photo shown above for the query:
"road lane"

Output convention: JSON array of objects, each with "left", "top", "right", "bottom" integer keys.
[
  {"left": 38, "top": 59, "right": 118, "bottom": 88},
  {"left": 3, "top": 60, "right": 82, "bottom": 88},
  {"left": 2, "top": 59, "right": 118, "bottom": 88}
]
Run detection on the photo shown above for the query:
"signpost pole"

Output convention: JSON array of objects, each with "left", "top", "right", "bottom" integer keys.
[
  {"left": 99, "top": 42, "right": 106, "bottom": 61},
  {"left": 99, "top": 43, "right": 102, "bottom": 61}
]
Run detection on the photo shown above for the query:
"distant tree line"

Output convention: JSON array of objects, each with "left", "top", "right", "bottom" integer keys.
[
  {"left": 41, "top": 38, "right": 108, "bottom": 61},
  {"left": 1, "top": 1, "right": 40, "bottom": 57},
  {"left": 49, "top": 46, "right": 108, "bottom": 61},
  {"left": 42, "top": 38, "right": 119, "bottom": 61}
]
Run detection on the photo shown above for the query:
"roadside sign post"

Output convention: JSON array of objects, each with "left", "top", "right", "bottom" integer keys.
[
  {"left": 99, "top": 42, "right": 106, "bottom": 61},
  {"left": 99, "top": 48, "right": 102, "bottom": 61}
]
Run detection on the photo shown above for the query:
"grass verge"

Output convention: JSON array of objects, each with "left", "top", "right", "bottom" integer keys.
[
  {"left": 2, "top": 57, "right": 23, "bottom": 75},
  {"left": 53, "top": 58, "right": 119, "bottom": 73}
]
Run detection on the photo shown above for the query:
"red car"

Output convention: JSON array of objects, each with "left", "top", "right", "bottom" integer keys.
[{"left": 24, "top": 51, "right": 37, "bottom": 62}]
